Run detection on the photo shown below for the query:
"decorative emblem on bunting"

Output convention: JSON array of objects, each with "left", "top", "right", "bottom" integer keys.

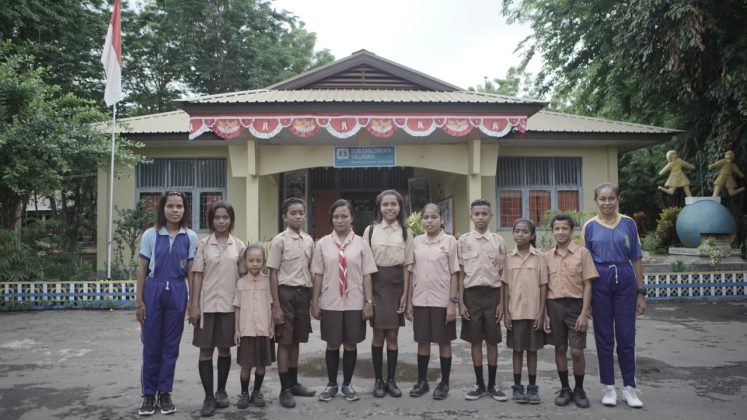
[{"left": 188, "top": 114, "right": 527, "bottom": 140}]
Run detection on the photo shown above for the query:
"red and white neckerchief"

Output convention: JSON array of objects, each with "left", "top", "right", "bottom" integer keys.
[{"left": 335, "top": 232, "right": 353, "bottom": 297}]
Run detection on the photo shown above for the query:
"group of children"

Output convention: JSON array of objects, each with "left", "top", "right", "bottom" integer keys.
[{"left": 136, "top": 184, "right": 645, "bottom": 416}]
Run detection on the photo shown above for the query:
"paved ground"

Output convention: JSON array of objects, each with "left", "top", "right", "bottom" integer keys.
[{"left": 1, "top": 301, "right": 746, "bottom": 419}]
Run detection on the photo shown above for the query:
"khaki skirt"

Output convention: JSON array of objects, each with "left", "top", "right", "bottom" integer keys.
[
  {"left": 371, "top": 266, "right": 406, "bottom": 329},
  {"left": 193, "top": 312, "right": 235, "bottom": 349},
  {"left": 236, "top": 337, "right": 275, "bottom": 368},
  {"left": 413, "top": 306, "right": 456, "bottom": 344}
]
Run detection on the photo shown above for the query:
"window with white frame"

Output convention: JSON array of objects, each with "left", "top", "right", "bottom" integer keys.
[
  {"left": 496, "top": 157, "right": 582, "bottom": 228},
  {"left": 136, "top": 158, "right": 227, "bottom": 231}
]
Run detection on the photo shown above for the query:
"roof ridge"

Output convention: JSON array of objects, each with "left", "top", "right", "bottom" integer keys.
[
  {"left": 116, "top": 110, "right": 187, "bottom": 122},
  {"left": 537, "top": 110, "right": 682, "bottom": 131}
]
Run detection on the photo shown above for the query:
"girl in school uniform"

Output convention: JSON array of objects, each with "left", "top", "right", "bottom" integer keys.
[
  {"left": 311, "top": 199, "right": 378, "bottom": 403},
  {"left": 135, "top": 191, "right": 198, "bottom": 416},
  {"left": 503, "top": 218, "right": 547, "bottom": 405},
  {"left": 233, "top": 245, "right": 275, "bottom": 410},
  {"left": 188, "top": 201, "right": 246, "bottom": 417},
  {"left": 363, "top": 190, "right": 413, "bottom": 398},
  {"left": 406, "top": 203, "right": 459, "bottom": 400},
  {"left": 581, "top": 182, "right": 645, "bottom": 408}
]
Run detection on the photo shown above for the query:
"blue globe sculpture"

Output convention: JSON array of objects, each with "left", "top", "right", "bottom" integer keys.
[{"left": 676, "top": 200, "right": 737, "bottom": 248}]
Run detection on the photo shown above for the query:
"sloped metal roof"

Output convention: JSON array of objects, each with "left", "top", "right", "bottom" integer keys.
[
  {"left": 528, "top": 110, "right": 682, "bottom": 134},
  {"left": 177, "top": 89, "right": 542, "bottom": 105}
]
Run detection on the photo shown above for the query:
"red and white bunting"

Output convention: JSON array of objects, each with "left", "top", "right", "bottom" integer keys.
[{"left": 188, "top": 114, "right": 527, "bottom": 140}]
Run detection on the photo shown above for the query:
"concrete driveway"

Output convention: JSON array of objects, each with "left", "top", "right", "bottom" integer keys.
[{"left": 1, "top": 301, "right": 745, "bottom": 419}]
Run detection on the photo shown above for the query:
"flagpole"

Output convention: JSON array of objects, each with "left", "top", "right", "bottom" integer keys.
[{"left": 106, "top": 103, "right": 117, "bottom": 279}]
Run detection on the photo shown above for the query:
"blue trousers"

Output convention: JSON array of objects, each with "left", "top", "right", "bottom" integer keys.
[
  {"left": 591, "top": 263, "right": 637, "bottom": 387},
  {"left": 141, "top": 278, "right": 188, "bottom": 395}
]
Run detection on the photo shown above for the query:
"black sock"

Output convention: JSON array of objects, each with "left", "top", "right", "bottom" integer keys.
[
  {"left": 198, "top": 360, "right": 214, "bottom": 397},
  {"left": 288, "top": 367, "right": 298, "bottom": 387},
  {"left": 372, "top": 345, "right": 384, "bottom": 380},
  {"left": 474, "top": 365, "right": 485, "bottom": 388},
  {"left": 241, "top": 377, "right": 249, "bottom": 394},
  {"left": 279, "top": 371, "right": 290, "bottom": 391},
  {"left": 417, "top": 354, "right": 430, "bottom": 382},
  {"left": 342, "top": 349, "right": 357, "bottom": 385},
  {"left": 488, "top": 365, "right": 497, "bottom": 388},
  {"left": 574, "top": 374, "right": 585, "bottom": 389},
  {"left": 440, "top": 357, "right": 452, "bottom": 385},
  {"left": 217, "top": 356, "right": 231, "bottom": 392},
  {"left": 254, "top": 373, "right": 264, "bottom": 392},
  {"left": 513, "top": 373, "right": 521, "bottom": 386},
  {"left": 558, "top": 370, "right": 569, "bottom": 388},
  {"left": 326, "top": 349, "right": 339, "bottom": 386},
  {"left": 387, "top": 349, "right": 398, "bottom": 381},
  {"left": 529, "top": 374, "right": 537, "bottom": 386}
]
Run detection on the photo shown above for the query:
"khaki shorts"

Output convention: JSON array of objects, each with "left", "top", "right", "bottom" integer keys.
[
  {"left": 506, "top": 319, "right": 544, "bottom": 352},
  {"left": 545, "top": 298, "right": 587, "bottom": 350},
  {"left": 460, "top": 286, "right": 502, "bottom": 344},
  {"left": 275, "top": 286, "right": 312, "bottom": 345}
]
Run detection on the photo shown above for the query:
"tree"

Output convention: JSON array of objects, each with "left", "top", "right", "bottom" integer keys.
[
  {"left": 468, "top": 66, "right": 531, "bottom": 96},
  {"left": 502, "top": 0, "right": 747, "bottom": 221},
  {"left": 0, "top": 0, "right": 109, "bottom": 103},
  {"left": 0, "top": 45, "right": 143, "bottom": 240},
  {"left": 122, "top": 0, "right": 336, "bottom": 115}
]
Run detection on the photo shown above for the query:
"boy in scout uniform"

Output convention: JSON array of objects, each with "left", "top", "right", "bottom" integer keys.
[
  {"left": 543, "top": 214, "right": 598, "bottom": 408},
  {"left": 457, "top": 199, "right": 508, "bottom": 401}
]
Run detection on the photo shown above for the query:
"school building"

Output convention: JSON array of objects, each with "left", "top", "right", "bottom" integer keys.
[{"left": 96, "top": 50, "right": 678, "bottom": 271}]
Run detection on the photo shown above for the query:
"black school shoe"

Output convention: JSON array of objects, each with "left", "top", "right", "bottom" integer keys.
[
  {"left": 251, "top": 390, "right": 266, "bottom": 407},
  {"left": 432, "top": 382, "right": 449, "bottom": 400},
  {"left": 409, "top": 381, "right": 429, "bottom": 397},
  {"left": 158, "top": 392, "right": 176, "bottom": 414},
  {"left": 279, "top": 389, "right": 296, "bottom": 408},
  {"left": 573, "top": 387, "right": 590, "bottom": 408},
  {"left": 214, "top": 389, "right": 229, "bottom": 408},
  {"left": 290, "top": 382, "right": 316, "bottom": 397},
  {"left": 373, "top": 379, "right": 387, "bottom": 398},
  {"left": 526, "top": 384, "right": 541, "bottom": 404},
  {"left": 555, "top": 387, "right": 573, "bottom": 406},
  {"left": 512, "top": 385, "right": 528, "bottom": 404},
  {"left": 138, "top": 395, "right": 156, "bottom": 416},
  {"left": 201, "top": 395, "right": 217, "bottom": 416},
  {"left": 236, "top": 392, "right": 251, "bottom": 410},
  {"left": 386, "top": 379, "right": 402, "bottom": 397}
]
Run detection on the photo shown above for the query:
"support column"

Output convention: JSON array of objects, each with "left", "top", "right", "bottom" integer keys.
[
  {"left": 246, "top": 139, "right": 260, "bottom": 241},
  {"left": 467, "top": 138, "right": 482, "bottom": 203}
]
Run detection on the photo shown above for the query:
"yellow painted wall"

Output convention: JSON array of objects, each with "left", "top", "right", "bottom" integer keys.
[{"left": 97, "top": 141, "right": 618, "bottom": 271}]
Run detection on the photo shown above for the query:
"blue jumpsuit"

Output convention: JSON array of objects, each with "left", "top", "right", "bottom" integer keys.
[
  {"left": 139, "top": 226, "right": 198, "bottom": 396},
  {"left": 581, "top": 215, "right": 641, "bottom": 387}
]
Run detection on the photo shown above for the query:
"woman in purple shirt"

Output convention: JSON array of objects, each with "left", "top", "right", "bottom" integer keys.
[{"left": 580, "top": 183, "right": 646, "bottom": 409}]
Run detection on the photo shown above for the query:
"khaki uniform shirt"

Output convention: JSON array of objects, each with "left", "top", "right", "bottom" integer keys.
[
  {"left": 192, "top": 233, "right": 246, "bottom": 318},
  {"left": 267, "top": 228, "right": 314, "bottom": 287},
  {"left": 503, "top": 246, "right": 548, "bottom": 320},
  {"left": 233, "top": 273, "right": 273, "bottom": 337},
  {"left": 311, "top": 231, "right": 378, "bottom": 311},
  {"left": 458, "top": 229, "right": 506, "bottom": 289},
  {"left": 546, "top": 242, "right": 598, "bottom": 299},
  {"left": 363, "top": 221, "right": 414, "bottom": 267},
  {"left": 409, "top": 231, "right": 460, "bottom": 308}
]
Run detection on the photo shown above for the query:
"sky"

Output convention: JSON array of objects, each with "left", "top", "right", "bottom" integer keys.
[{"left": 271, "top": 0, "right": 538, "bottom": 90}]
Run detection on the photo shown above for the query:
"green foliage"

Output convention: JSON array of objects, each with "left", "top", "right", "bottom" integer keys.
[
  {"left": 655, "top": 207, "right": 682, "bottom": 248},
  {"left": 122, "top": 0, "right": 336, "bottom": 116},
  {"left": 502, "top": 0, "right": 747, "bottom": 223},
  {"left": 670, "top": 260, "right": 686, "bottom": 272},
  {"left": 641, "top": 233, "right": 666, "bottom": 255},
  {"left": 0, "top": 42, "right": 144, "bottom": 233},
  {"left": 468, "top": 66, "right": 531, "bottom": 96},
  {"left": 704, "top": 238, "right": 730, "bottom": 267},
  {"left": 406, "top": 211, "right": 424, "bottom": 236},
  {"left": 112, "top": 201, "right": 155, "bottom": 280}
]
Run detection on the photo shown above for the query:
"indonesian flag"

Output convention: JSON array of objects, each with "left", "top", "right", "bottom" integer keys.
[{"left": 101, "top": 0, "right": 122, "bottom": 107}]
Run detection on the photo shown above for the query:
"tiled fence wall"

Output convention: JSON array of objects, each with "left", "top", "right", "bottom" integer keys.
[{"left": 1, "top": 272, "right": 745, "bottom": 310}]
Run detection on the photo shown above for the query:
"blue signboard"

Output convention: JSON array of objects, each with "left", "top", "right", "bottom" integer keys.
[{"left": 334, "top": 146, "right": 396, "bottom": 168}]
